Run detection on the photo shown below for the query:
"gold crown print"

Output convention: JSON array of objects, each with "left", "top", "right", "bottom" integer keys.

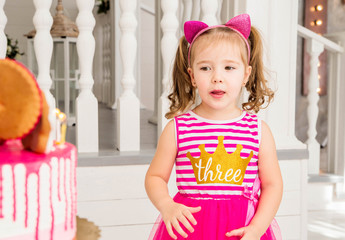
[{"left": 186, "top": 136, "right": 253, "bottom": 185}]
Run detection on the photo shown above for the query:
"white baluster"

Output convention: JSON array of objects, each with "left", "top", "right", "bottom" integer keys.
[
  {"left": 219, "top": 0, "right": 232, "bottom": 24},
  {"left": 182, "top": 0, "right": 192, "bottom": 30},
  {"left": 117, "top": 0, "right": 140, "bottom": 151},
  {"left": 326, "top": 33, "right": 345, "bottom": 193},
  {"left": 326, "top": 34, "right": 345, "bottom": 196},
  {"left": 76, "top": 0, "right": 99, "bottom": 152},
  {"left": 110, "top": 0, "right": 122, "bottom": 110},
  {"left": 326, "top": 48, "right": 341, "bottom": 174},
  {"left": 158, "top": 0, "right": 179, "bottom": 135},
  {"left": 33, "top": 0, "right": 55, "bottom": 151},
  {"left": 149, "top": 0, "right": 162, "bottom": 125},
  {"left": 191, "top": 0, "right": 200, "bottom": 20},
  {"left": 0, "top": 0, "right": 7, "bottom": 59},
  {"left": 93, "top": 13, "right": 103, "bottom": 102},
  {"left": 306, "top": 39, "right": 324, "bottom": 174},
  {"left": 97, "top": 15, "right": 105, "bottom": 103},
  {"left": 105, "top": 22, "right": 111, "bottom": 106},
  {"left": 217, "top": 0, "right": 223, "bottom": 23},
  {"left": 201, "top": 0, "right": 218, "bottom": 25},
  {"left": 102, "top": 23, "right": 108, "bottom": 104}
]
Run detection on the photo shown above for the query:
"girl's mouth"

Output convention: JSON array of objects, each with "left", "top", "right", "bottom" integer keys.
[{"left": 210, "top": 90, "right": 225, "bottom": 98}]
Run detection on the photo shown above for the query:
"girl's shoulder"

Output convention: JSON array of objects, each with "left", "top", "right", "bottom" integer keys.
[
  {"left": 243, "top": 112, "right": 269, "bottom": 128},
  {"left": 173, "top": 110, "right": 193, "bottom": 120},
  {"left": 242, "top": 111, "right": 260, "bottom": 122},
  {"left": 244, "top": 111, "right": 258, "bottom": 118}
]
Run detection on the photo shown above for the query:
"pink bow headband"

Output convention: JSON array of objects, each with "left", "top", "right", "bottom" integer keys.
[{"left": 184, "top": 14, "right": 251, "bottom": 66}]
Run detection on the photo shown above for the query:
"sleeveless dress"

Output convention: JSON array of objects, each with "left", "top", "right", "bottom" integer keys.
[{"left": 149, "top": 111, "right": 281, "bottom": 240}]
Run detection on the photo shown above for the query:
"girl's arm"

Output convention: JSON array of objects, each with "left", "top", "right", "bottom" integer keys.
[
  {"left": 145, "top": 120, "right": 201, "bottom": 239},
  {"left": 227, "top": 120, "right": 283, "bottom": 239}
]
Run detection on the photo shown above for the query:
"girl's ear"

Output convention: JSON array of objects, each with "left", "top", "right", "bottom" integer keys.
[
  {"left": 188, "top": 67, "right": 196, "bottom": 87},
  {"left": 243, "top": 66, "right": 252, "bottom": 86}
]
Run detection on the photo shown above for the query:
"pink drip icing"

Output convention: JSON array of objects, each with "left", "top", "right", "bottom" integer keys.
[
  {"left": 35, "top": 174, "right": 40, "bottom": 240},
  {"left": 49, "top": 166, "right": 54, "bottom": 240},
  {"left": 74, "top": 151, "right": 77, "bottom": 219},
  {"left": 0, "top": 169, "right": 3, "bottom": 218},
  {"left": 57, "top": 160, "right": 61, "bottom": 201},
  {"left": 63, "top": 159, "right": 68, "bottom": 231},
  {"left": 0, "top": 140, "right": 77, "bottom": 240},
  {"left": 25, "top": 173, "right": 29, "bottom": 227},
  {"left": 69, "top": 158, "right": 73, "bottom": 229},
  {"left": 11, "top": 167, "right": 16, "bottom": 221}
]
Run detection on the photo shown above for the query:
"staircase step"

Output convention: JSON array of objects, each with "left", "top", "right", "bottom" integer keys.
[{"left": 308, "top": 174, "right": 344, "bottom": 183}]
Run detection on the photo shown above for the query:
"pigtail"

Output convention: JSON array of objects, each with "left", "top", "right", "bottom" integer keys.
[
  {"left": 165, "top": 37, "right": 196, "bottom": 119},
  {"left": 242, "top": 26, "right": 274, "bottom": 113}
]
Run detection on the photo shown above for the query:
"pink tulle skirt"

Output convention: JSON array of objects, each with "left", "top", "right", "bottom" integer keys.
[{"left": 149, "top": 192, "right": 281, "bottom": 240}]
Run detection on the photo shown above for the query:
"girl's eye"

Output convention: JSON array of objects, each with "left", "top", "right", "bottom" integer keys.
[
  {"left": 225, "top": 66, "right": 234, "bottom": 70},
  {"left": 200, "top": 66, "right": 211, "bottom": 71}
]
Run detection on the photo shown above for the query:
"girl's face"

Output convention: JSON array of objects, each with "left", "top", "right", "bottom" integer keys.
[{"left": 188, "top": 36, "right": 251, "bottom": 115}]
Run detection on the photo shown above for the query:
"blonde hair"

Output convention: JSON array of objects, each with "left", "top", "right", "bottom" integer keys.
[{"left": 165, "top": 26, "right": 274, "bottom": 119}]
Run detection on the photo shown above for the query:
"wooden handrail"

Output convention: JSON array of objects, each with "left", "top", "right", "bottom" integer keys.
[{"left": 297, "top": 25, "right": 344, "bottom": 53}]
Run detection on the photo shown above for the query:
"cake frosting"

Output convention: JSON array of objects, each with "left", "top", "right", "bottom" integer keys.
[
  {"left": 0, "top": 58, "right": 77, "bottom": 240},
  {"left": 0, "top": 140, "right": 77, "bottom": 240}
]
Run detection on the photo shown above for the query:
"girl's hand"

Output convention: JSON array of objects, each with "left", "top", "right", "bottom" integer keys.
[
  {"left": 160, "top": 200, "right": 201, "bottom": 239},
  {"left": 225, "top": 226, "right": 261, "bottom": 240}
]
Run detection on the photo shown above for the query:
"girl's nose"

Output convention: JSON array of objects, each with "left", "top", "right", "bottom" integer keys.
[
  {"left": 212, "top": 73, "right": 223, "bottom": 83},
  {"left": 212, "top": 78, "right": 223, "bottom": 83}
]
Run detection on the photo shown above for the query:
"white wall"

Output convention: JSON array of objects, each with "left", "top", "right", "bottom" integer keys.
[
  {"left": 327, "top": 0, "right": 345, "bottom": 33},
  {"left": 77, "top": 164, "right": 177, "bottom": 240},
  {"left": 276, "top": 159, "right": 308, "bottom": 240}
]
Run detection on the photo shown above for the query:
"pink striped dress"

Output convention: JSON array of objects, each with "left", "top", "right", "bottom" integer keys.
[{"left": 149, "top": 110, "right": 281, "bottom": 240}]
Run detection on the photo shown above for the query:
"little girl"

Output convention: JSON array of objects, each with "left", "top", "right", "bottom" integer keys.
[{"left": 145, "top": 14, "right": 283, "bottom": 240}]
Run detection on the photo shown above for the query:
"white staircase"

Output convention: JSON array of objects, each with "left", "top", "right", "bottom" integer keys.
[{"left": 308, "top": 174, "right": 344, "bottom": 211}]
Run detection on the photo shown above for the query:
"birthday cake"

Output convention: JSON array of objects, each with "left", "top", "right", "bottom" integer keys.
[{"left": 0, "top": 59, "right": 77, "bottom": 240}]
